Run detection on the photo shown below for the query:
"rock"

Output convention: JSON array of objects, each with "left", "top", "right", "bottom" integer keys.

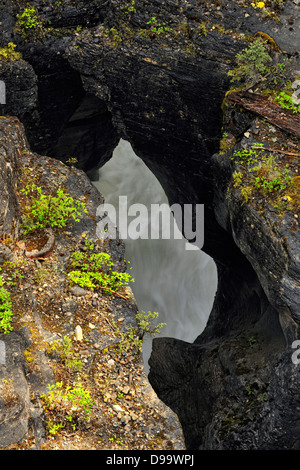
[
  {"left": 121, "top": 414, "right": 131, "bottom": 425},
  {"left": 69, "top": 286, "right": 89, "bottom": 297},
  {"left": 0, "top": 332, "right": 30, "bottom": 448},
  {"left": 112, "top": 404, "right": 124, "bottom": 413},
  {"left": 74, "top": 325, "right": 83, "bottom": 342}
]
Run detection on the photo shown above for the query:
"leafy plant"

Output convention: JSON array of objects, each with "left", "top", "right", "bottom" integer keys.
[
  {"left": 68, "top": 250, "right": 134, "bottom": 295},
  {"left": 146, "top": 16, "right": 172, "bottom": 35},
  {"left": 231, "top": 144, "right": 292, "bottom": 204},
  {"left": 113, "top": 310, "right": 166, "bottom": 355},
  {"left": 0, "top": 43, "right": 22, "bottom": 62},
  {"left": 275, "top": 89, "right": 300, "bottom": 115},
  {"left": 49, "top": 336, "right": 83, "bottom": 371},
  {"left": 15, "top": 6, "right": 44, "bottom": 40},
  {"left": 123, "top": 0, "right": 136, "bottom": 16},
  {"left": 0, "top": 276, "right": 13, "bottom": 334},
  {"left": 20, "top": 182, "right": 88, "bottom": 235},
  {"left": 228, "top": 40, "right": 272, "bottom": 84},
  {"left": 0, "top": 259, "right": 25, "bottom": 287},
  {"left": 136, "top": 310, "right": 166, "bottom": 338},
  {"left": 40, "top": 381, "right": 95, "bottom": 435}
]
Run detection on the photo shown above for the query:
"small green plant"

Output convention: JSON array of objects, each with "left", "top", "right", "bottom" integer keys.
[
  {"left": 275, "top": 88, "right": 300, "bottom": 115},
  {"left": 114, "top": 310, "right": 166, "bottom": 355},
  {"left": 197, "top": 22, "right": 208, "bottom": 38},
  {"left": 231, "top": 143, "right": 292, "bottom": 205},
  {"left": 136, "top": 311, "right": 166, "bottom": 338},
  {"left": 0, "top": 276, "right": 13, "bottom": 334},
  {"left": 61, "top": 336, "right": 83, "bottom": 371},
  {"left": 228, "top": 40, "right": 272, "bottom": 84},
  {"left": 109, "top": 434, "right": 125, "bottom": 448},
  {"left": 48, "top": 336, "right": 82, "bottom": 371},
  {"left": 20, "top": 182, "right": 88, "bottom": 235},
  {"left": 104, "top": 27, "right": 122, "bottom": 46},
  {"left": 15, "top": 6, "right": 44, "bottom": 40},
  {"left": 253, "top": 159, "right": 291, "bottom": 193},
  {"left": 219, "top": 132, "right": 236, "bottom": 155},
  {"left": 0, "top": 42, "right": 22, "bottom": 62},
  {"left": 248, "top": 336, "right": 257, "bottom": 348},
  {"left": 68, "top": 250, "right": 134, "bottom": 295},
  {"left": 0, "top": 259, "right": 25, "bottom": 287},
  {"left": 232, "top": 171, "right": 243, "bottom": 188},
  {"left": 40, "top": 381, "right": 95, "bottom": 435},
  {"left": 146, "top": 16, "right": 172, "bottom": 35},
  {"left": 48, "top": 422, "right": 63, "bottom": 435},
  {"left": 123, "top": 0, "right": 136, "bottom": 15}
]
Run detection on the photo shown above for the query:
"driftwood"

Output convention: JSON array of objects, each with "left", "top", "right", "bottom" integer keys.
[{"left": 226, "top": 91, "right": 300, "bottom": 139}]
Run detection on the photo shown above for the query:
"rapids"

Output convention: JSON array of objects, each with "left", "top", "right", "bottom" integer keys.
[{"left": 92, "top": 140, "right": 218, "bottom": 372}]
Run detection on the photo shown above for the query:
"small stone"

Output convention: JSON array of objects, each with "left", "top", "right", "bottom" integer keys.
[
  {"left": 107, "top": 359, "right": 115, "bottom": 367},
  {"left": 130, "top": 412, "right": 138, "bottom": 421},
  {"left": 69, "top": 286, "right": 89, "bottom": 297},
  {"left": 244, "top": 131, "right": 250, "bottom": 138},
  {"left": 88, "top": 323, "right": 96, "bottom": 329},
  {"left": 75, "top": 325, "right": 83, "bottom": 341},
  {"left": 112, "top": 404, "right": 124, "bottom": 413},
  {"left": 121, "top": 415, "right": 131, "bottom": 425},
  {"left": 122, "top": 385, "right": 130, "bottom": 395}
]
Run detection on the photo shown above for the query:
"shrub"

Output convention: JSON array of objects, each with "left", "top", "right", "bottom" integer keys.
[
  {"left": 275, "top": 89, "right": 300, "bottom": 115},
  {"left": 15, "top": 6, "right": 44, "bottom": 40},
  {"left": 0, "top": 276, "right": 13, "bottom": 334},
  {"left": 20, "top": 183, "right": 88, "bottom": 235},
  {"left": 0, "top": 43, "right": 22, "bottom": 62},
  {"left": 228, "top": 40, "right": 272, "bottom": 83},
  {"left": 231, "top": 144, "right": 292, "bottom": 205},
  {"left": 40, "top": 381, "right": 95, "bottom": 434},
  {"left": 114, "top": 310, "right": 166, "bottom": 355},
  {"left": 68, "top": 250, "right": 134, "bottom": 295}
]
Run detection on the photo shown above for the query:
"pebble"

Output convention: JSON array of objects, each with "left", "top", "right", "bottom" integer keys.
[
  {"left": 69, "top": 286, "right": 89, "bottom": 296},
  {"left": 112, "top": 404, "right": 124, "bottom": 413},
  {"left": 107, "top": 359, "right": 115, "bottom": 367},
  {"left": 75, "top": 325, "right": 83, "bottom": 341},
  {"left": 122, "top": 385, "right": 130, "bottom": 395},
  {"left": 121, "top": 415, "right": 131, "bottom": 425}
]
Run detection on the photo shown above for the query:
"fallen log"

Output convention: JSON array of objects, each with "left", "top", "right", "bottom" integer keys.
[{"left": 226, "top": 91, "right": 300, "bottom": 139}]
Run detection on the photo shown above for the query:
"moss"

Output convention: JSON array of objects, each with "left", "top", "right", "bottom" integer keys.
[{"left": 253, "top": 31, "right": 281, "bottom": 52}]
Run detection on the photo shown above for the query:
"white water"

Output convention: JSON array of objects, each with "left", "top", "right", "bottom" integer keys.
[{"left": 92, "top": 140, "right": 218, "bottom": 373}]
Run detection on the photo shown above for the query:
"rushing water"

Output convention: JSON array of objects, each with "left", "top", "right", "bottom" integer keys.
[{"left": 92, "top": 140, "right": 218, "bottom": 372}]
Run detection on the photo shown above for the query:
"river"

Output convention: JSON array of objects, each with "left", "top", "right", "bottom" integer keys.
[{"left": 92, "top": 139, "right": 218, "bottom": 372}]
